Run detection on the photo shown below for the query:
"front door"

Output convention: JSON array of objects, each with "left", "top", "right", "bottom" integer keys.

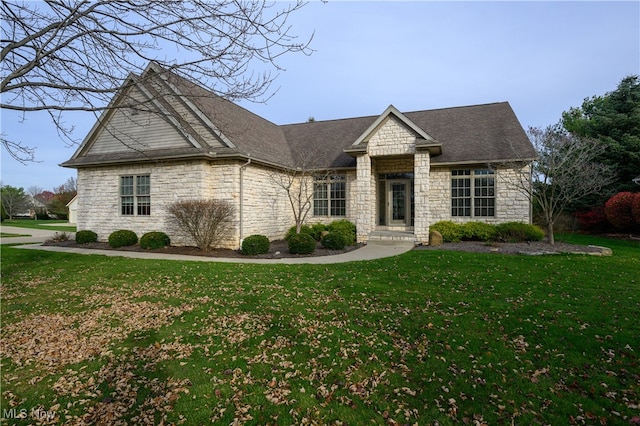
[{"left": 389, "top": 181, "right": 409, "bottom": 226}]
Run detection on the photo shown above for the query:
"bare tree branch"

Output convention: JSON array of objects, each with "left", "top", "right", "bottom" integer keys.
[
  {"left": 267, "top": 148, "right": 332, "bottom": 234},
  {"left": 1, "top": 0, "right": 313, "bottom": 161},
  {"left": 498, "top": 124, "right": 616, "bottom": 244}
]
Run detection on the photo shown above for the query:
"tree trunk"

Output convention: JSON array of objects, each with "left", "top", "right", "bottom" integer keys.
[{"left": 547, "top": 222, "right": 555, "bottom": 245}]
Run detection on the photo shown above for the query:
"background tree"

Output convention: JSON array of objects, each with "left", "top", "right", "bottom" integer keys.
[
  {"left": 48, "top": 177, "right": 77, "bottom": 220},
  {"left": 503, "top": 125, "right": 616, "bottom": 245},
  {"left": 562, "top": 75, "right": 640, "bottom": 200},
  {"left": 0, "top": 185, "right": 29, "bottom": 219},
  {"left": 27, "top": 185, "right": 47, "bottom": 219},
  {"left": 1, "top": 0, "right": 312, "bottom": 162}
]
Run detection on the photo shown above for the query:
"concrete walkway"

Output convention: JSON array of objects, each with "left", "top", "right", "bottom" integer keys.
[
  {"left": 0, "top": 225, "right": 71, "bottom": 244},
  {"left": 1, "top": 225, "right": 414, "bottom": 264}
]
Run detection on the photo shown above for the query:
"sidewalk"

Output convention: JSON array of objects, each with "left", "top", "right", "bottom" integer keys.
[
  {"left": 0, "top": 225, "right": 71, "bottom": 245},
  {"left": 1, "top": 226, "right": 414, "bottom": 264}
]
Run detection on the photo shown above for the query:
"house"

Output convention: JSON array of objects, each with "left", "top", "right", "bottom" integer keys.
[
  {"left": 66, "top": 195, "right": 78, "bottom": 224},
  {"left": 61, "top": 63, "right": 536, "bottom": 248}
]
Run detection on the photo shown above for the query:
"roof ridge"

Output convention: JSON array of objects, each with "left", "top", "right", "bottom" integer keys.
[
  {"left": 281, "top": 101, "right": 511, "bottom": 127},
  {"left": 403, "top": 101, "right": 509, "bottom": 115}
]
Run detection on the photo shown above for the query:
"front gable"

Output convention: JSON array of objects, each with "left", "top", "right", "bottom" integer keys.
[
  {"left": 345, "top": 105, "right": 442, "bottom": 158},
  {"left": 65, "top": 63, "right": 240, "bottom": 166},
  {"left": 82, "top": 83, "right": 199, "bottom": 156}
]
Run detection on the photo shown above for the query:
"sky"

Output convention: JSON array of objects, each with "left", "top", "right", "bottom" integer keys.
[{"left": 1, "top": 1, "right": 639, "bottom": 191}]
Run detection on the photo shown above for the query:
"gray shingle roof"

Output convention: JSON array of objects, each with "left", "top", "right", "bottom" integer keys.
[{"left": 63, "top": 65, "right": 535, "bottom": 169}]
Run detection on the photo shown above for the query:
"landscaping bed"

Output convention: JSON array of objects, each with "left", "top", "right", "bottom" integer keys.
[
  {"left": 44, "top": 239, "right": 362, "bottom": 259},
  {"left": 417, "top": 240, "right": 610, "bottom": 255}
]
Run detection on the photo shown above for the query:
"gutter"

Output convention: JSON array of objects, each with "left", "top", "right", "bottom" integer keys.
[{"left": 239, "top": 157, "right": 251, "bottom": 248}]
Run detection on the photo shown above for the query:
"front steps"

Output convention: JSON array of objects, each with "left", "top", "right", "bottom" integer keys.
[{"left": 368, "top": 230, "right": 417, "bottom": 244}]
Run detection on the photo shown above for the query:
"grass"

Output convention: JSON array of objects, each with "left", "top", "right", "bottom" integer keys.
[
  {"left": 1, "top": 234, "right": 638, "bottom": 425},
  {"left": 1, "top": 219, "right": 76, "bottom": 233}
]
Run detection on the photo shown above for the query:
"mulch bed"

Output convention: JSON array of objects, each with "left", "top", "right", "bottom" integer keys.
[
  {"left": 415, "top": 240, "right": 608, "bottom": 255},
  {"left": 44, "top": 237, "right": 615, "bottom": 258},
  {"left": 44, "top": 239, "right": 363, "bottom": 259}
]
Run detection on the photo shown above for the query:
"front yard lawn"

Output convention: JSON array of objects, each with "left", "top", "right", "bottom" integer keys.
[
  {"left": 1, "top": 219, "right": 76, "bottom": 233},
  {"left": 1, "top": 235, "right": 638, "bottom": 425}
]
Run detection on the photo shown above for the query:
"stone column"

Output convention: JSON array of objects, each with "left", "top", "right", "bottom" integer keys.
[
  {"left": 355, "top": 153, "right": 373, "bottom": 243},
  {"left": 414, "top": 150, "right": 430, "bottom": 244}
]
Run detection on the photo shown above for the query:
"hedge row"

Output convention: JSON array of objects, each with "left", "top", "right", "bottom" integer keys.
[
  {"left": 431, "top": 221, "right": 545, "bottom": 243},
  {"left": 75, "top": 229, "right": 170, "bottom": 249},
  {"left": 575, "top": 192, "right": 640, "bottom": 232}
]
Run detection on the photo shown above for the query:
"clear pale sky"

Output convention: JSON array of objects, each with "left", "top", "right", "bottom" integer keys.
[{"left": 1, "top": 1, "right": 638, "bottom": 191}]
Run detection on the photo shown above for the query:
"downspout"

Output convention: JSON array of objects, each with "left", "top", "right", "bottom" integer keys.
[{"left": 239, "top": 157, "right": 251, "bottom": 248}]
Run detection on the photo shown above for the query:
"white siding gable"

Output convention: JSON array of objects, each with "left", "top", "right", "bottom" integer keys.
[{"left": 86, "top": 105, "right": 194, "bottom": 155}]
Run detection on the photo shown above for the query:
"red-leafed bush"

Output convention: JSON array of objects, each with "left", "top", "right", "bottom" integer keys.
[
  {"left": 632, "top": 193, "right": 640, "bottom": 226},
  {"left": 575, "top": 206, "right": 608, "bottom": 230},
  {"left": 604, "top": 192, "right": 637, "bottom": 231}
]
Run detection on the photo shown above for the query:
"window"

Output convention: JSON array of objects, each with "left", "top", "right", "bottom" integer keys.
[
  {"left": 451, "top": 169, "right": 495, "bottom": 217},
  {"left": 120, "top": 175, "right": 150, "bottom": 216},
  {"left": 314, "top": 175, "right": 346, "bottom": 217}
]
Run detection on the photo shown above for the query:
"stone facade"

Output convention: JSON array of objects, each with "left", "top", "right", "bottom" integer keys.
[
  {"left": 77, "top": 159, "right": 363, "bottom": 249},
  {"left": 76, "top": 160, "right": 288, "bottom": 249},
  {"left": 74, "top": 101, "right": 532, "bottom": 249},
  {"left": 348, "top": 116, "right": 532, "bottom": 245},
  {"left": 428, "top": 165, "right": 531, "bottom": 225}
]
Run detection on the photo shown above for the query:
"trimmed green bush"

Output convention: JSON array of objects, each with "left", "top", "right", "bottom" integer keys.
[
  {"left": 430, "top": 221, "right": 464, "bottom": 242},
  {"left": 288, "top": 232, "right": 316, "bottom": 255},
  {"left": 495, "top": 222, "right": 544, "bottom": 242},
  {"left": 461, "top": 221, "right": 497, "bottom": 242},
  {"left": 321, "top": 232, "right": 347, "bottom": 250},
  {"left": 310, "top": 223, "right": 329, "bottom": 241},
  {"left": 285, "top": 225, "right": 313, "bottom": 241},
  {"left": 242, "top": 234, "right": 270, "bottom": 255},
  {"left": 327, "top": 219, "right": 356, "bottom": 245},
  {"left": 140, "top": 231, "right": 170, "bottom": 249},
  {"left": 108, "top": 229, "right": 138, "bottom": 248},
  {"left": 75, "top": 230, "right": 98, "bottom": 244}
]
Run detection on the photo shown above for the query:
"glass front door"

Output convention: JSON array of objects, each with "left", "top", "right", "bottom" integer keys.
[
  {"left": 377, "top": 173, "right": 414, "bottom": 228},
  {"left": 389, "top": 181, "right": 408, "bottom": 225}
]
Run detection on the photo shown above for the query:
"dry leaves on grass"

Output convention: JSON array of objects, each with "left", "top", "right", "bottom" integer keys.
[
  {"left": 1, "top": 299, "right": 192, "bottom": 372},
  {"left": 52, "top": 340, "right": 193, "bottom": 425}
]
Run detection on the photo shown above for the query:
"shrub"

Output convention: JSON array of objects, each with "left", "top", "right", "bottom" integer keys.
[
  {"left": 321, "top": 232, "right": 347, "bottom": 250},
  {"left": 140, "top": 231, "right": 170, "bottom": 249},
  {"left": 167, "top": 199, "right": 233, "bottom": 251},
  {"left": 632, "top": 193, "right": 640, "bottom": 226},
  {"left": 35, "top": 209, "right": 50, "bottom": 220},
  {"left": 242, "top": 234, "right": 270, "bottom": 255},
  {"left": 108, "top": 229, "right": 138, "bottom": 248},
  {"left": 285, "top": 225, "right": 313, "bottom": 241},
  {"left": 605, "top": 192, "right": 636, "bottom": 231},
  {"left": 495, "top": 222, "right": 544, "bottom": 242},
  {"left": 575, "top": 206, "right": 609, "bottom": 231},
  {"left": 310, "top": 223, "right": 328, "bottom": 241},
  {"left": 327, "top": 219, "right": 356, "bottom": 245},
  {"left": 47, "top": 232, "right": 71, "bottom": 243},
  {"left": 288, "top": 232, "right": 316, "bottom": 255},
  {"left": 461, "top": 221, "right": 497, "bottom": 241},
  {"left": 430, "top": 221, "right": 464, "bottom": 242},
  {"left": 75, "top": 230, "right": 98, "bottom": 244}
]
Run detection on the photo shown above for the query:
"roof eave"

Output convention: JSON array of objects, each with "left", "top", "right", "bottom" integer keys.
[{"left": 60, "top": 151, "right": 218, "bottom": 169}]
